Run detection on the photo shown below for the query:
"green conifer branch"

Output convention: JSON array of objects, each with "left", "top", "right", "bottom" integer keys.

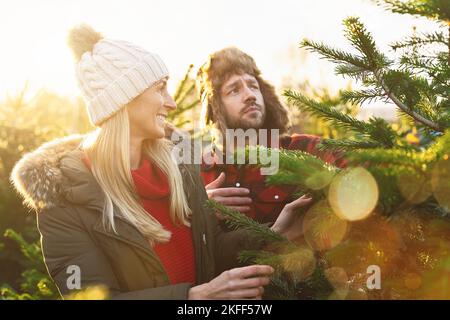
[
  {"left": 341, "top": 88, "right": 386, "bottom": 105},
  {"left": 334, "top": 63, "right": 371, "bottom": 81},
  {"left": 347, "top": 130, "right": 449, "bottom": 167},
  {"left": 173, "top": 64, "right": 194, "bottom": 101},
  {"left": 391, "top": 31, "right": 448, "bottom": 50},
  {"left": 317, "top": 138, "right": 385, "bottom": 151},
  {"left": 285, "top": 90, "right": 398, "bottom": 147},
  {"left": 205, "top": 200, "right": 287, "bottom": 243},
  {"left": 378, "top": 0, "right": 450, "bottom": 22},
  {"left": 170, "top": 98, "right": 200, "bottom": 117},
  {"left": 373, "top": 69, "right": 443, "bottom": 131},
  {"left": 301, "top": 39, "right": 370, "bottom": 69},
  {"left": 175, "top": 83, "right": 197, "bottom": 107},
  {"left": 343, "top": 17, "right": 391, "bottom": 70}
]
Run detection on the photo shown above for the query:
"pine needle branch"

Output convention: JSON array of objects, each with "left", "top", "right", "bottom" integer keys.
[
  {"left": 173, "top": 64, "right": 194, "bottom": 101},
  {"left": 317, "top": 139, "right": 385, "bottom": 151},
  {"left": 238, "top": 250, "right": 281, "bottom": 266},
  {"left": 343, "top": 17, "right": 392, "bottom": 70},
  {"left": 335, "top": 63, "right": 372, "bottom": 81},
  {"left": 348, "top": 149, "right": 421, "bottom": 167},
  {"left": 341, "top": 88, "right": 386, "bottom": 105},
  {"left": 350, "top": 132, "right": 450, "bottom": 165},
  {"left": 373, "top": 69, "right": 443, "bottom": 131},
  {"left": 170, "top": 98, "right": 199, "bottom": 117},
  {"left": 377, "top": 0, "right": 450, "bottom": 21},
  {"left": 391, "top": 31, "right": 449, "bottom": 50},
  {"left": 285, "top": 90, "right": 398, "bottom": 147},
  {"left": 301, "top": 39, "right": 370, "bottom": 69},
  {"left": 285, "top": 90, "right": 367, "bottom": 131},
  {"left": 175, "top": 83, "right": 197, "bottom": 107},
  {"left": 205, "top": 200, "right": 287, "bottom": 243}
]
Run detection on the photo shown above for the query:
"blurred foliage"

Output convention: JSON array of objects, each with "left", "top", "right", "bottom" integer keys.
[
  {"left": 64, "top": 285, "right": 109, "bottom": 300},
  {"left": 0, "top": 229, "right": 58, "bottom": 299},
  {"left": 0, "top": 82, "right": 93, "bottom": 300},
  {"left": 169, "top": 64, "right": 201, "bottom": 130}
]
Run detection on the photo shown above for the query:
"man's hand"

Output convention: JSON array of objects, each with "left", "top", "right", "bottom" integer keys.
[
  {"left": 271, "top": 195, "right": 313, "bottom": 241},
  {"left": 205, "top": 172, "right": 252, "bottom": 219},
  {"left": 188, "top": 265, "right": 274, "bottom": 300}
]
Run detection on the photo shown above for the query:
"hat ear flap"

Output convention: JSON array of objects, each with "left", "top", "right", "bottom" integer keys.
[{"left": 258, "top": 77, "right": 290, "bottom": 134}]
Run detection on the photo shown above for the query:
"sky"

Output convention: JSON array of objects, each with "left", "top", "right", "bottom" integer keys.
[{"left": 0, "top": 0, "right": 439, "bottom": 102}]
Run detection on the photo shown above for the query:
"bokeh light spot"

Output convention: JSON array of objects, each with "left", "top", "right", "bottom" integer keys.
[
  {"left": 328, "top": 167, "right": 378, "bottom": 221},
  {"left": 303, "top": 200, "right": 348, "bottom": 251},
  {"left": 280, "top": 246, "right": 316, "bottom": 281}
]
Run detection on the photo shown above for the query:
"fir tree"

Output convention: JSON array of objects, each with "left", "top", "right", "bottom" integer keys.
[{"left": 211, "top": 0, "right": 450, "bottom": 299}]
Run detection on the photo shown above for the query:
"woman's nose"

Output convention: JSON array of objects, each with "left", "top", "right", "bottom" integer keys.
[{"left": 164, "top": 94, "right": 177, "bottom": 110}]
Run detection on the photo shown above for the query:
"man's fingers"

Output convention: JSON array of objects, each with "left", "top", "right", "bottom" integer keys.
[
  {"left": 205, "top": 172, "right": 226, "bottom": 190},
  {"left": 287, "top": 195, "right": 313, "bottom": 210},
  {"left": 208, "top": 187, "right": 250, "bottom": 198},
  {"left": 216, "top": 196, "right": 252, "bottom": 206},
  {"left": 229, "top": 288, "right": 264, "bottom": 300},
  {"left": 228, "top": 265, "right": 274, "bottom": 279},
  {"left": 230, "top": 277, "right": 270, "bottom": 290}
]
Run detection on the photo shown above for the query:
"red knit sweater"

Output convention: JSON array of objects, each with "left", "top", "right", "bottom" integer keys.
[{"left": 131, "top": 159, "right": 196, "bottom": 285}]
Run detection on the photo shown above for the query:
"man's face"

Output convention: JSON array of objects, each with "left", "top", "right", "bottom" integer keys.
[{"left": 219, "top": 73, "right": 266, "bottom": 130}]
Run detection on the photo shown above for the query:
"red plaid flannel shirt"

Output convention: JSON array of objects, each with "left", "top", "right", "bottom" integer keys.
[{"left": 200, "top": 134, "right": 347, "bottom": 223}]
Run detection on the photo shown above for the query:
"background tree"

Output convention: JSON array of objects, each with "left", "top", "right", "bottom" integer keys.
[{"left": 0, "top": 84, "right": 91, "bottom": 299}]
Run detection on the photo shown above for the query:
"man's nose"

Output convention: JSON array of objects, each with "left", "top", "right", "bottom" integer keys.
[{"left": 242, "top": 84, "right": 256, "bottom": 102}]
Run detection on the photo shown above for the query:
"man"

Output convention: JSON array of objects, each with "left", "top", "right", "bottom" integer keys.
[{"left": 196, "top": 47, "right": 346, "bottom": 224}]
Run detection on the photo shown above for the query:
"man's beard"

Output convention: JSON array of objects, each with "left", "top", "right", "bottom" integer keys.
[{"left": 225, "top": 103, "right": 266, "bottom": 130}]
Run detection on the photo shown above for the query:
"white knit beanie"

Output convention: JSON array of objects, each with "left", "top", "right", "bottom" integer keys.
[{"left": 68, "top": 25, "right": 169, "bottom": 126}]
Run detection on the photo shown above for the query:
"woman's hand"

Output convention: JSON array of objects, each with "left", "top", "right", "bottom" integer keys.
[
  {"left": 188, "top": 265, "right": 274, "bottom": 300},
  {"left": 205, "top": 172, "right": 253, "bottom": 218},
  {"left": 270, "top": 195, "right": 313, "bottom": 241}
]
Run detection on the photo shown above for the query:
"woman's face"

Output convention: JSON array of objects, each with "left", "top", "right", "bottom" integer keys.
[{"left": 127, "top": 78, "right": 176, "bottom": 140}]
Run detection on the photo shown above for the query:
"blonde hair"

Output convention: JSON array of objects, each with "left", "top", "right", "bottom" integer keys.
[{"left": 82, "top": 108, "right": 191, "bottom": 245}]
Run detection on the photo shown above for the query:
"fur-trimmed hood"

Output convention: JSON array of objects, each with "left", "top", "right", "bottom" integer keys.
[
  {"left": 196, "top": 47, "right": 290, "bottom": 135},
  {"left": 10, "top": 134, "right": 102, "bottom": 212}
]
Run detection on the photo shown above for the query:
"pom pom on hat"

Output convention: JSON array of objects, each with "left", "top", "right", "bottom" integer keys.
[{"left": 67, "top": 24, "right": 104, "bottom": 61}]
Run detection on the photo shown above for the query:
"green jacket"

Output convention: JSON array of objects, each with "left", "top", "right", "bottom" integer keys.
[{"left": 11, "top": 135, "right": 261, "bottom": 299}]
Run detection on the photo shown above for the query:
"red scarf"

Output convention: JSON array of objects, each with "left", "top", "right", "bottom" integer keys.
[{"left": 131, "top": 159, "right": 196, "bottom": 285}]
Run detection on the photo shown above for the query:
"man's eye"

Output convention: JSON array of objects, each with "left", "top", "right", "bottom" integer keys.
[{"left": 229, "top": 88, "right": 238, "bottom": 95}]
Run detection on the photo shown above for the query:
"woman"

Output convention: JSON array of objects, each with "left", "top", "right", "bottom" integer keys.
[{"left": 11, "top": 25, "right": 310, "bottom": 299}]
